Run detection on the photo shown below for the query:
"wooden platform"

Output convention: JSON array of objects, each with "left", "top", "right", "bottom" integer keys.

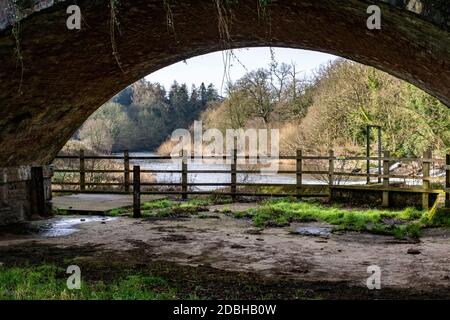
[{"left": 52, "top": 194, "right": 165, "bottom": 214}]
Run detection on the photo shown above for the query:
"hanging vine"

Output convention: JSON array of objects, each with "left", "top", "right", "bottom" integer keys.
[
  {"left": 11, "top": 0, "right": 25, "bottom": 95},
  {"left": 163, "top": 0, "right": 176, "bottom": 35},
  {"left": 257, "top": 0, "right": 272, "bottom": 41},
  {"left": 5, "top": 0, "right": 272, "bottom": 93},
  {"left": 214, "top": 0, "right": 236, "bottom": 48},
  {"left": 110, "top": 0, "right": 124, "bottom": 72},
  {"left": 213, "top": 0, "right": 237, "bottom": 90},
  {"left": 212, "top": 1, "right": 273, "bottom": 92}
]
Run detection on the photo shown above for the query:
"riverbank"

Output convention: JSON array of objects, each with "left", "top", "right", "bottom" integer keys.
[{"left": 1, "top": 199, "right": 450, "bottom": 299}]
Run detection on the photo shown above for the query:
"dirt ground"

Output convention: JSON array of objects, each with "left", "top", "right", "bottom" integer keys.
[{"left": 1, "top": 203, "right": 450, "bottom": 299}]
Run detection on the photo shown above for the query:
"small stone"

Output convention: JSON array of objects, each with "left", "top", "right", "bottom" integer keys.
[
  {"left": 101, "top": 221, "right": 106, "bottom": 224},
  {"left": 303, "top": 289, "right": 315, "bottom": 298},
  {"left": 407, "top": 248, "right": 421, "bottom": 255},
  {"left": 256, "top": 238, "right": 264, "bottom": 241},
  {"left": 80, "top": 218, "right": 86, "bottom": 222},
  {"left": 294, "top": 226, "right": 331, "bottom": 237},
  {"left": 245, "top": 228, "right": 262, "bottom": 235}
]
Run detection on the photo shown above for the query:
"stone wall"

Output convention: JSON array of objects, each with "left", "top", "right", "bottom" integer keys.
[{"left": 0, "top": 165, "right": 53, "bottom": 225}]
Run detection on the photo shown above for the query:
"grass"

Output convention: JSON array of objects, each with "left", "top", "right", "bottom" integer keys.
[
  {"left": 0, "top": 264, "right": 181, "bottom": 300},
  {"left": 141, "top": 198, "right": 211, "bottom": 217},
  {"left": 53, "top": 208, "right": 69, "bottom": 216},
  {"left": 54, "top": 195, "right": 232, "bottom": 218},
  {"left": 236, "top": 198, "right": 429, "bottom": 239},
  {"left": 54, "top": 194, "right": 449, "bottom": 240},
  {"left": 142, "top": 199, "right": 174, "bottom": 210},
  {"left": 107, "top": 207, "right": 129, "bottom": 217},
  {"left": 425, "top": 208, "right": 450, "bottom": 227},
  {"left": 0, "top": 259, "right": 354, "bottom": 300},
  {"left": 139, "top": 195, "right": 233, "bottom": 218}
]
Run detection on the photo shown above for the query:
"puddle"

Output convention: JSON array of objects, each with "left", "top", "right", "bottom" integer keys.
[
  {"left": 39, "top": 216, "right": 117, "bottom": 237},
  {"left": 293, "top": 226, "right": 332, "bottom": 237}
]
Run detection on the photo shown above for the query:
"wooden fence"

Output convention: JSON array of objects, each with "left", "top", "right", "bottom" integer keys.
[{"left": 52, "top": 149, "right": 450, "bottom": 211}]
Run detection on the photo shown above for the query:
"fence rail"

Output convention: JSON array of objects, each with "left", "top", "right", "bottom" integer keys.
[{"left": 52, "top": 149, "right": 449, "bottom": 211}]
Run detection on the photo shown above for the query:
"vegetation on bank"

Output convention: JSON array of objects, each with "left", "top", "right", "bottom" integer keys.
[
  {"left": 0, "top": 259, "right": 341, "bottom": 300},
  {"left": 233, "top": 198, "right": 426, "bottom": 239},
  {"left": 107, "top": 197, "right": 232, "bottom": 218},
  {"left": 67, "top": 57, "right": 450, "bottom": 161},
  {"left": 200, "top": 58, "right": 450, "bottom": 158},
  {"left": 0, "top": 264, "right": 181, "bottom": 300},
  {"left": 99, "top": 195, "right": 450, "bottom": 240},
  {"left": 72, "top": 80, "right": 220, "bottom": 154}
]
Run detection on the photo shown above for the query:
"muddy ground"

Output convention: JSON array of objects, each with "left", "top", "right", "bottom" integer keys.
[{"left": 1, "top": 203, "right": 450, "bottom": 299}]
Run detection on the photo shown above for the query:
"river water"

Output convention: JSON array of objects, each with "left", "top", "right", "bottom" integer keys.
[
  {"left": 122, "top": 152, "right": 369, "bottom": 191},
  {"left": 39, "top": 216, "right": 117, "bottom": 237}
]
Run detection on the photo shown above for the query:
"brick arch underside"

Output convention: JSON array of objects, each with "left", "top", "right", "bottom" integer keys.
[{"left": 0, "top": 0, "right": 449, "bottom": 166}]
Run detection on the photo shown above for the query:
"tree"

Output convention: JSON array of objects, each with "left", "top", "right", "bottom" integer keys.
[{"left": 75, "top": 79, "right": 220, "bottom": 153}]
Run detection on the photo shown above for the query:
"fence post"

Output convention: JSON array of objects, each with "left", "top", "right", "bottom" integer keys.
[
  {"left": 30, "top": 166, "right": 46, "bottom": 216},
  {"left": 366, "top": 128, "right": 370, "bottom": 185},
  {"left": 422, "top": 150, "right": 432, "bottom": 210},
  {"left": 382, "top": 151, "right": 390, "bottom": 207},
  {"left": 328, "top": 150, "right": 334, "bottom": 198},
  {"left": 377, "top": 127, "right": 382, "bottom": 184},
  {"left": 231, "top": 148, "right": 237, "bottom": 201},
  {"left": 446, "top": 154, "right": 450, "bottom": 209},
  {"left": 133, "top": 165, "right": 141, "bottom": 218},
  {"left": 79, "top": 149, "right": 85, "bottom": 191},
  {"left": 124, "top": 150, "right": 130, "bottom": 192},
  {"left": 181, "top": 150, "right": 188, "bottom": 200},
  {"left": 296, "top": 149, "right": 303, "bottom": 198}
]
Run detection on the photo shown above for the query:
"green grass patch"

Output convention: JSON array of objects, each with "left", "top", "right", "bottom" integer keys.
[
  {"left": 141, "top": 198, "right": 210, "bottom": 218},
  {"left": 53, "top": 208, "right": 69, "bottom": 216},
  {"left": 107, "top": 207, "right": 129, "bottom": 217},
  {"left": 239, "top": 199, "right": 427, "bottom": 239},
  {"left": 423, "top": 208, "right": 450, "bottom": 227},
  {"left": 233, "top": 211, "right": 249, "bottom": 219},
  {"left": 142, "top": 199, "right": 174, "bottom": 210},
  {"left": 0, "top": 264, "right": 180, "bottom": 300},
  {"left": 181, "top": 198, "right": 211, "bottom": 207},
  {"left": 102, "top": 196, "right": 231, "bottom": 218},
  {"left": 208, "top": 193, "right": 233, "bottom": 205}
]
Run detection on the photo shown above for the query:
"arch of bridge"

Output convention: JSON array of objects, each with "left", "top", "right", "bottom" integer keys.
[{"left": 0, "top": 0, "right": 449, "bottom": 166}]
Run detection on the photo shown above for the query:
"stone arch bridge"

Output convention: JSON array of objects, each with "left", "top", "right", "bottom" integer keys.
[{"left": 0, "top": 0, "right": 449, "bottom": 224}]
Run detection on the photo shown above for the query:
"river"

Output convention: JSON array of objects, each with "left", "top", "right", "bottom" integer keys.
[{"left": 121, "top": 152, "right": 370, "bottom": 191}]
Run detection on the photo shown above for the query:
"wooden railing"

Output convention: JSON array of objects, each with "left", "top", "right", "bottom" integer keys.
[{"left": 52, "top": 149, "right": 449, "bottom": 210}]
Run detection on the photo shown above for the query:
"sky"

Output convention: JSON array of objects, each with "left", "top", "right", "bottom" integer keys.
[{"left": 145, "top": 47, "right": 336, "bottom": 95}]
